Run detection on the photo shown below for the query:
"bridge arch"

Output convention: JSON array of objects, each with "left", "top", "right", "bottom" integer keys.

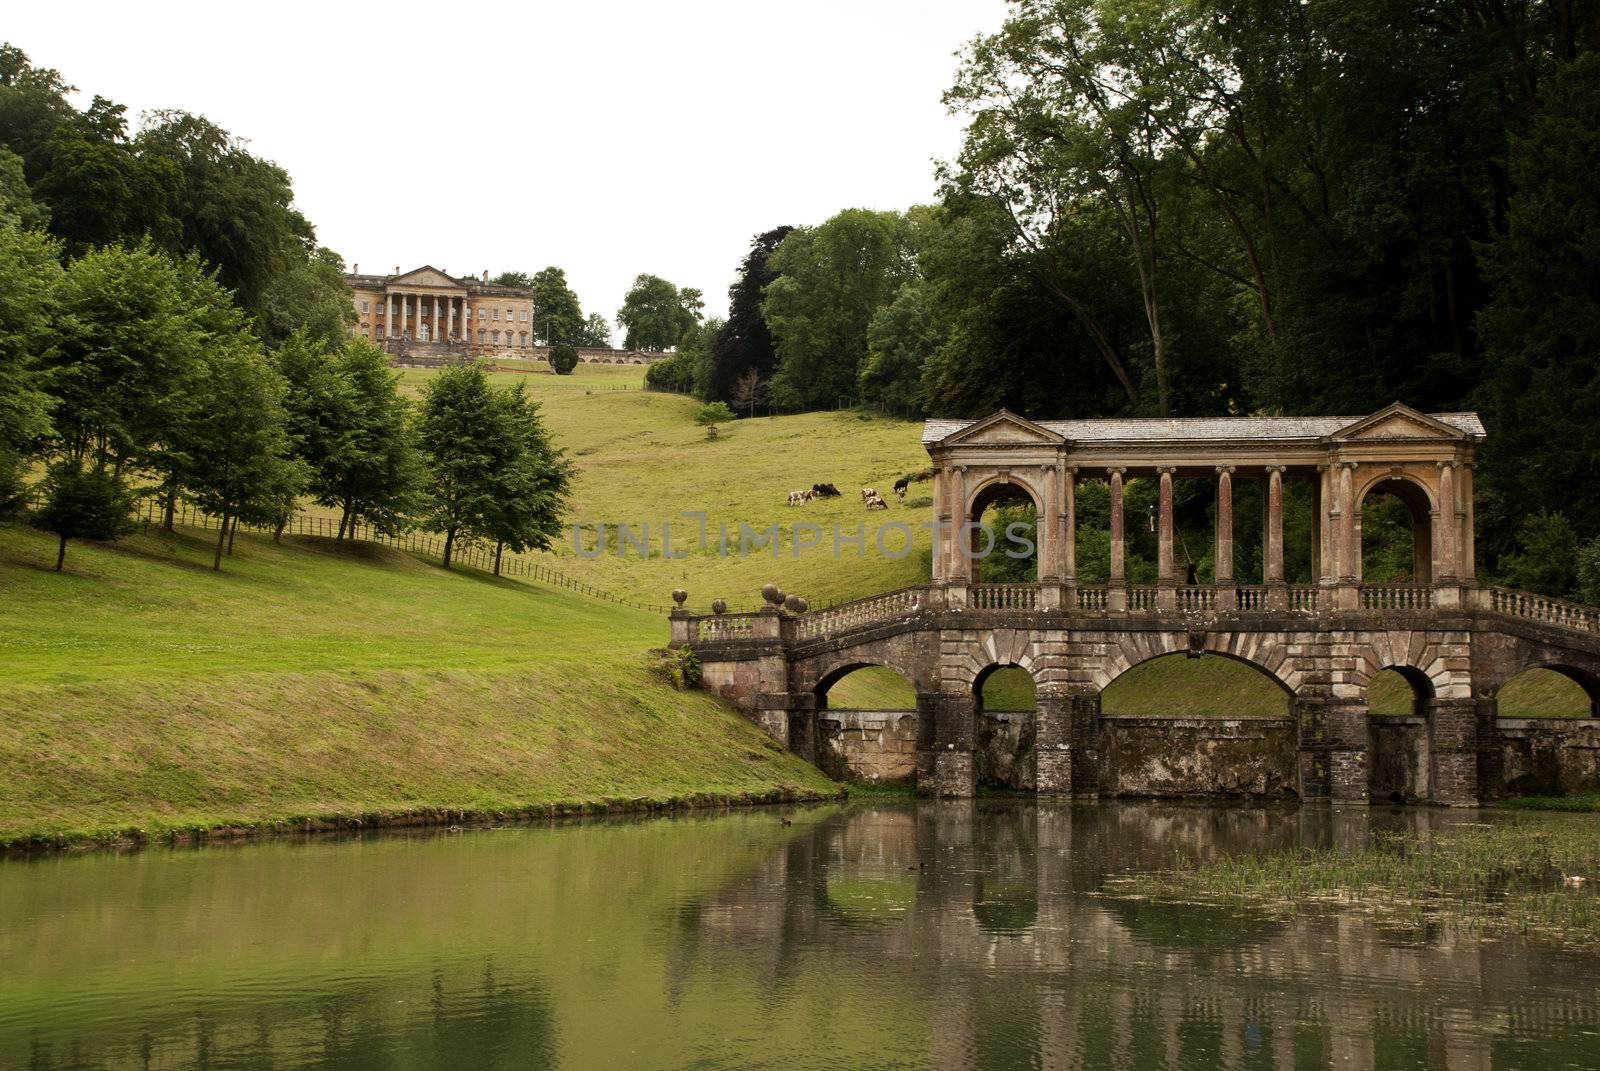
[
  {"left": 811, "top": 661, "right": 923, "bottom": 786},
  {"left": 1492, "top": 662, "right": 1600, "bottom": 715},
  {"left": 964, "top": 475, "right": 1043, "bottom": 584},
  {"left": 1354, "top": 473, "right": 1435, "bottom": 585},
  {"left": 1088, "top": 632, "right": 1303, "bottom": 696}
]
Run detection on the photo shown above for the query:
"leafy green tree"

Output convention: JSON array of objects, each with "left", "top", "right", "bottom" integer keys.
[
  {"left": 0, "top": 146, "right": 46, "bottom": 229},
  {"left": 480, "top": 383, "right": 573, "bottom": 575},
  {"left": 576, "top": 313, "right": 613, "bottom": 348},
  {"left": 762, "top": 209, "right": 917, "bottom": 410},
  {"left": 30, "top": 460, "right": 134, "bottom": 571},
  {"left": 694, "top": 402, "right": 734, "bottom": 439},
  {"left": 644, "top": 352, "right": 695, "bottom": 393},
  {"left": 173, "top": 342, "right": 306, "bottom": 570},
  {"left": 0, "top": 221, "right": 61, "bottom": 508},
  {"left": 548, "top": 343, "right": 579, "bottom": 375},
  {"left": 31, "top": 100, "right": 177, "bottom": 256},
  {"left": 860, "top": 281, "right": 941, "bottom": 416},
  {"left": 491, "top": 271, "right": 533, "bottom": 288},
  {"left": 703, "top": 226, "right": 791, "bottom": 405},
  {"left": 418, "top": 363, "right": 501, "bottom": 568},
  {"left": 1577, "top": 536, "right": 1600, "bottom": 606},
  {"left": 673, "top": 316, "right": 723, "bottom": 399},
  {"left": 618, "top": 273, "right": 701, "bottom": 351},
  {"left": 1498, "top": 512, "right": 1580, "bottom": 598},
  {"left": 276, "top": 333, "right": 420, "bottom": 540},
  {"left": 529, "top": 267, "right": 585, "bottom": 345},
  {"left": 259, "top": 246, "right": 356, "bottom": 348}
]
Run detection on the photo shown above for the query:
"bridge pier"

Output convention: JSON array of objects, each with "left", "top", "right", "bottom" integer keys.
[
  {"left": 1428, "top": 697, "right": 1480, "bottom": 805},
  {"left": 918, "top": 693, "right": 978, "bottom": 797}
]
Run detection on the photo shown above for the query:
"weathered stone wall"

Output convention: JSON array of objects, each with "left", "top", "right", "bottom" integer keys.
[
  {"left": 1368, "top": 716, "right": 1429, "bottom": 802},
  {"left": 1497, "top": 718, "right": 1600, "bottom": 796},
  {"left": 818, "top": 710, "right": 919, "bottom": 784},
  {"left": 977, "top": 712, "right": 1035, "bottom": 790},
  {"left": 1099, "top": 716, "right": 1299, "bottom": 798}
]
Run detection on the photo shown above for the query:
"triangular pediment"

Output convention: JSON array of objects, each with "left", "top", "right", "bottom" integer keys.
[
  {"left": 938, "top": 409, "right": 1065, "bottom": 447},
  {"left": 389, "top": 265, "right": 465, "bottom": 290},
  {"left": 1327, "top": 403, "right": 1467, "bottom": 442}
]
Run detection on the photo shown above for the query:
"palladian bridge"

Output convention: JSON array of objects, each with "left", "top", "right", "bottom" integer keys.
[{"left": 670, "top": 405, "right": 1600, "bottom": 804}]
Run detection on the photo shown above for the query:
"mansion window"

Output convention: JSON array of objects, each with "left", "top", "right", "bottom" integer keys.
[
  {"left": 478, "top": 309, "right": 486, "bottom": 320},
  {"left": 477, "top": 329, "right": 486, "bottom": 343},
  {"left": 492, "top": 308, "right": 499, "bottom": 320},
  {"left": 361, "top": 300, "right": 370, "bottom": 313},
  {"left": 519, "top": 309, "right": 527, "bottom": 321}
]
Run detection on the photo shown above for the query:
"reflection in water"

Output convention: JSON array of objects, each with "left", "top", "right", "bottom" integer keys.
[{"left": 2, "top": 804, "right": 1598, "bottom": 1069}]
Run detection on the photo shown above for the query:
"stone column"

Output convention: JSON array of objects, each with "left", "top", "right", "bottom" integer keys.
[
  {"left": 1336, "top": 462, "right": 1359, "bottom": 609},
  {"left": 1428, "top": 697, "right": 1479, "bottom": 805},
  {"left": 1475, "top": 695, "right": 1502, "bottom": 801},
  {"left": 948, "top": 465, "right": 969, "bottom": 590},
  {"left": 1062, "top": 465, "right": 1077, "bottom": 588},
  {"left": 1037, "top": 464, "right": 1057, "bottom": 584},
  {"left": 1157, "top": 466, "right": 1177, "bottom": 610},
  {"left": 1215, "top": 466, "right": 1236, "bottom": 609},
  {"left": 1265, "top": 465, "right": 1287, "bottom": 609},
  {"left": 1310, "top": 468, "right": 1324, "bottom": 590},
  {"left": 432, "top": 295, "right": 441, "bottom": 342},
  {"left": 917, "top": 692, "right": 977, "bottom": 798},
  {"left": 1034, "top": 690, "right": 1072, "bottom": 794},
  {"left": 448, "top": 297, "right": 456, "bottom": 342},
  {"left": 1108, "top": 468, "right": 1127, "bottom": 611},
  {"left": 1460, "top": 463, "right": 1476, "bottom": 587},
  {"left": 385, "top": 293, "right": 394, "bottom": 339},
  {"left": 1434, "top": 462, "right": 1459, "bottom": 609}
]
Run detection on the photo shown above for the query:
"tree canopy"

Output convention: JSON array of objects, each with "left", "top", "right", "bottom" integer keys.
[{"left": 617, "top": 273, "right": 702, "bottom": 351}]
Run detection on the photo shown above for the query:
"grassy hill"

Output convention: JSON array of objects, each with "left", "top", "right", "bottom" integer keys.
[{"left": 0, "top": 521, "right": 835, "bottom": 846}]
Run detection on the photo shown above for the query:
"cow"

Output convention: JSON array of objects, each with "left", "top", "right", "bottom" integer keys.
[
  {"left": 788, "top": 489, "right": 816, "bottom": 506},
  {"left": 865, "top": 494, "right": 889, "bottom": 510},
  {"left": 893, "top": 475, "right": 911, "bottom": 499},
  {"left": 812, "top": 483, "right": 841, "bottom": 498},
  {"left": 860, "top": 487, "right": 877, "bottom": 503}
]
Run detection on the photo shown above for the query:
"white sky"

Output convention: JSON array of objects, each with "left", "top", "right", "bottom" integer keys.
[{"left": 10, "top": 0, "right": 1008, "bottom": 325}]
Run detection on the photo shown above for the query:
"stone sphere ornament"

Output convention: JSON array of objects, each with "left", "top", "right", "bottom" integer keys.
[
  {"left": 711, "top": 599, "right": 727, "bottom": 615},
  {"left": 671, "top": 589, "right": 688, "bottom": 607},
  {"left": 783, "top": 595, "right": 805, "bottom": 614},
  {"left": 761, "top": 583, "right": 781, "bottom": 606}
]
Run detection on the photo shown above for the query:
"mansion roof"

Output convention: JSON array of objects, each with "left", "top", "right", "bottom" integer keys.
[
  {"left": 922, "top": 404, "right": 1486, "bottom": 448},
  {"left": 345, "top": 264, "right": 532, "bottom": 298}
]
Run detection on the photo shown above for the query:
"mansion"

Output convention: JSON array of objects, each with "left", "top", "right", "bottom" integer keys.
[{"left": 345, "top": 265, "right": 534, "bottom": 357}]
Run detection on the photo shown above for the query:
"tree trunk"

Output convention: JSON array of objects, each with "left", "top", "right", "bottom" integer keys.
[
  {"left": 213, "top": 513, "right": 230, "bottom": 571},
  {"left": 227, "top": 516, "right": 238, "bottom": 555},
  {"left": 337, "top": 505, "right": 351, "bottom": 542},
  {"left": 55, "top": 535, "right": 66, "bottom": 572},
  {"left": 442, "top": 526, "right": 456, "bottom": 568},
  {"left": 163, "top": 483, "right": 177, "bottom": 532},
  {"left": 274, "top": 517, "right": 286, "bottom": 544},
  {"left": 494, "top": 541, "right": 503, "bottom": 576}
]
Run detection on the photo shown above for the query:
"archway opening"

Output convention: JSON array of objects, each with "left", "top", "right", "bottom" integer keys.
[
  {"left": 975, "top": 663, "right": 1036, "bottom": 789},
  {"left": 1359, "top": 479, "right": 1431, "bottom": 585},
  {"left": 1367, "top": 667, "right": 1435, "bottom": 803},
  {"left": 969, "top": 481, "right": 1037, "bottom": 584},
  {"left": 1101, "top": 653, "right": 1290, "bottom": 717},
  {"left": 816, "top": 664, "right": 918, "bottom": 785},
  {"left": 1497, "top": 666, "right": 1599, "bottom": 718}
]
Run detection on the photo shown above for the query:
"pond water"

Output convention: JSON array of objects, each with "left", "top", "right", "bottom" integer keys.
[{"left": 2, "top": 803, "right": 1598, "bottom": 1070}]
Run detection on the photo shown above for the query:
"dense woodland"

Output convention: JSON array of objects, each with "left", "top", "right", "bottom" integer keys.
[{"left": 649, "top": 0, "right": 1600, "bottom": 595}]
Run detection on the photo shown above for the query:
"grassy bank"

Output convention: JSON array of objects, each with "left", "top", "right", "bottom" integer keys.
[
  {"left": 1103, "top": 815, "right": 1600, "bottom": 944},
  {"left": 0, "top": 522, "right": 837, "bottom": 846}
]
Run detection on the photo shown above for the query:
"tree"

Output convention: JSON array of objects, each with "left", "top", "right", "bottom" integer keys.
[
  {"left": 617, "top": 273, "right": 701, "bottom": 351},
  {"left": 576, "top": 312, "right": 613, "bottom": 348},
  {"left": 276, "top": 333, "right": 420, "bottom": 540},
  {"left": 730, "top": 369, "right": 766, "bottom": 418},
  {"left": 30, "top": 460, "right": 134, "bottom": 571},
  {"left": 480, "top": 383, "right": 573, "bottom": 575},
  {"left": 703, "top": 226, "right": 791, "bottom": 405},
  {"left": 762, "top": 209, "right": 918, "bottom": 410},
  {"left": 548, "top": 343, "right": 579, "bottom": 375},
  {"left": 674, "top": 316, "right": 723, "bottom": 399},
  {"left": 0, "top": 221, "right": 61, "bottom": 508},
  {"left": 0, "top": 146, "right": 47, "bottom": 229},
  {"left": 529, "top": 266, "right": 585, "bottom": 345},
  {"left": 259, "top": 246, "right": 356, "bottom": 348},
  {"left": 694, "top": 401, "right": 734, "bottom": 439},
  {"left": 172, "top": 340, "right": 305, "bottom": 570},
  {"left": 860, "top": 281, "right": 942, "bottom": 416},
  {"left": 417, "top": 363, "right": 501, "bottom": 568}
]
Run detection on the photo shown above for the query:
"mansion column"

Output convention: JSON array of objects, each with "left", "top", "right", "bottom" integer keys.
[
  {"left": 1108, "top": 468, "right": 1126, "bottom": 611},
  {"left": 1215, "top": 466, "right": 1235, "bottom": 610},
  {"left": 385, "top": 294, "right": 394, "bottom": 339},
  {"left": 1156, "top": 466, "right": 1177, "bottom": 610},
  {"left": 448, "top": 297, "right": 456, "bottom": 342},
  {"left": 403, "top": 293, "right": 413, "bottom": 338},
  {"left": 1265, "top": 465, "right": 1286, "bottom": 609}
]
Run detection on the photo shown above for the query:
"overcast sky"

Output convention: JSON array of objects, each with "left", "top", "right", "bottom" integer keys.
[{"left": 10, "top": 0, "right": 1009, "bottom": 327}]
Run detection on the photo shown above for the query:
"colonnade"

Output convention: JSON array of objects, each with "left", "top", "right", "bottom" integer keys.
[{"left": 382, "top": 292, "right": 468, "bottom": 343}]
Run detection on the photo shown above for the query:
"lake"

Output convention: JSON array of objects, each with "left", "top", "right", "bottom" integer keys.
[{"left": 2, "top": 802, "right": 1597, "bottom": 1069}]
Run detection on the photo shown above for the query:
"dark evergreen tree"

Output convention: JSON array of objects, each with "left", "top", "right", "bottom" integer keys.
[{"left": 702, "top": 226, "right": 792, "bottom": 405}]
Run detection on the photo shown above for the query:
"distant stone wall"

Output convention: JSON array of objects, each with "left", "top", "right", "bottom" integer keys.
[
  {"left": 1099, "top": 717, "right": 1299, "bottom": 799},
  {"left": 818, "top": 711, "right": 918, "bottom": 784},
  {"left": 1369, "top": 716, "right": 1429, "bottom": 802},
  {"left": 1497, "top": 718, "right": 1600, "bottom": 796}
]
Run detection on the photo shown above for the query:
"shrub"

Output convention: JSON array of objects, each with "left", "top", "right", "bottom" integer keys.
[
  {"left": 1499, "top": 511, "right": 1579, "bottom": 597},
  {"left": 548, "top": 344, "right": 579, "bottom": 375},
  {"left": 695, "top": 402, "right": 735, "bottom": 427},
  {"left": 30, "top": 461, "right": 135, "bottom": 571},
  {"left": 644, "top": 351, "right": 695, "bottom": 393},
  {"left": 1577, "top": 536, "right": 1600, "bottom": 605},
  {"left": 904, "top": 495, "right": 933, "bottom": 509}
]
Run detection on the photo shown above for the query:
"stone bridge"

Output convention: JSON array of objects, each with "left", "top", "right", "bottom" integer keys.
[{"left": 670, "top": 406, "right": 1600, "bottom": 803}]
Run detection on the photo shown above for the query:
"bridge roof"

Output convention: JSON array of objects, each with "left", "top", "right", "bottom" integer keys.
[{"left": 921, "top": 410, "right": 1485, "bottom": 446}]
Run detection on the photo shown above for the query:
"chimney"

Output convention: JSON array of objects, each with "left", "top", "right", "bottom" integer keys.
[
  {"left": 352, "top": 263, "right": 359, "bottom": 274},
  {"left": 393, "top": 265, "right": 400, "bottom": 275},
  {"left": 482, "top": 270, "right": 488, "bottom": 283}
]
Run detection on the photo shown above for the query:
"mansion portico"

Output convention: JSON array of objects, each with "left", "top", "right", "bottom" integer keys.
[{"left": 345, "top": 265, "right": 534, "bottom": 358}]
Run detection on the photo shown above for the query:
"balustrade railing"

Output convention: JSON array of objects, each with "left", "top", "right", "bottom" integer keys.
[
  {"left": 1288, "top": 586, "right": 1319, "bottom": 611},
  {"left": 793, "top": 586, "right": 930, "bottom": 639},
  {"left": 1177, "top": 587, "right": 1215, "bottom": 612},
  {"left": 691, "top": 614, "right": 757, "bottom": 642},
  {"left": 1127, "top": 586, "right": 1157, "bottom": 611},
  {"left": 1487, "top": 587, "right": 1600, "bottom": 633},
  {"left": 970, "top": 584, "right": 1038, "bottom": 611},
  {"left": 1360, "top": 585, "right": 1432, "bottom": 610},
  {"left": 1235, "top": 586, "right": 1266, "bottom": 611},
  {"left": 1073, "top": 586, "right": 1109, "bottom": 611}
]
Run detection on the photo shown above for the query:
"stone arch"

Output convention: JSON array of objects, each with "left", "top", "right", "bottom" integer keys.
[
  {"left": 963, "top": 474, "right": 1045, "bottom": 584},
  {"left": 1089, "top": 631, "right": 1303, "bottom": 696},
  {"left": 1364, "top": 664, "right": 1436, "bottom": 803},
  {"left": 1353, "top": 472, "right": 1436, "bottom": 585},
  {"left": 1345, "top": 631, "right": 1473, "bottom": 701},
  {"left": 812, "top": 659, "right": 920, "bottom": 710},
  {"left": 1492, "top": 662, "right": 1600, "bottom": 715},
  {"left": 810, "top": 660, "right": 923, "bottom": 786},
  {"left": 938, "top": 628, "right": 1059, "bottom": 691}
]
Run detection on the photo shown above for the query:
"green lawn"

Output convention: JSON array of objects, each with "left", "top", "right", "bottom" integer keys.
[{"left": 0, "top": 522, "right": 835, "bottom": 844}]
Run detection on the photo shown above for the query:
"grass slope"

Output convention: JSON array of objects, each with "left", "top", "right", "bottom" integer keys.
[{"left": 0, "top": 522, "right": 834, "bottom": 844}]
